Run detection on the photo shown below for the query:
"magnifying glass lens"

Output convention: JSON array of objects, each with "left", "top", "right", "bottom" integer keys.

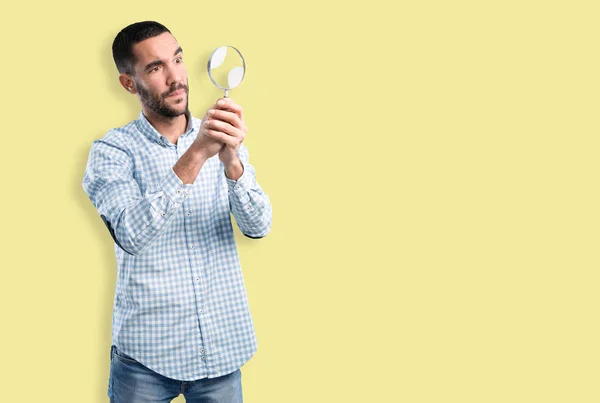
[{"left": 207, "top": 46, "right": 246, "bottom": 98}]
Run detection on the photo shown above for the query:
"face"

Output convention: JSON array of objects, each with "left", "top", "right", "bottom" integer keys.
[{"left": 129, "top": 32, "right": 189, "bottom": 118}]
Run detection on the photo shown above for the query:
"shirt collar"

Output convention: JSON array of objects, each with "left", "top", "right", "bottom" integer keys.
[{"left": 135, "top": 109, "right": 194, "bottom": 147}]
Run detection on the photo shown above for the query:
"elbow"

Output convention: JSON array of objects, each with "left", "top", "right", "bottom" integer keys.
[
  {"left": 244, "top": 232, "right": 267, "bottom": 239},
  {"left": 101, "top": 214, "right": 142, "bottom": 256},
  {"left": 117, "top": 238, "right": 142, "bottom": 256},
  {"left": 239, "top": 197, "right": 272, "bottom": 239},
  {"left": 243, "top": 231, "right": 269, "bottom": 239},
  {"left": 115, "top": 228, "right": 150, "bottom": 256},
  {"left": 243, "top": 221, "right": 271, "bottom": 239}
]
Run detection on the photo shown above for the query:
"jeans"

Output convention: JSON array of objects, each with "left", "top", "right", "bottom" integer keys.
[{"left": 108, "top": 345, "right": 243, "bottom": 402}]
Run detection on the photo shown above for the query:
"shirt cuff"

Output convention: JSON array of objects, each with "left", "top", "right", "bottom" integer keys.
[{"left": 162, "top": 167, "right": 192, "bottom": 204}]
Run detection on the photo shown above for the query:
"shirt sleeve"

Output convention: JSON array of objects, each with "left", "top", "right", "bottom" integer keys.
[
  {"left": 225, "top": 143, "right": 272, "bottom": 238},
  {"left": 82, "top": 137, "right": 191, "bottom": 255}
]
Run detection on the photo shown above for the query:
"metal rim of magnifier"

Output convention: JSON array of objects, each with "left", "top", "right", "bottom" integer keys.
[{"left": 207, "top": 45, "right": 246, "bottom": 93}]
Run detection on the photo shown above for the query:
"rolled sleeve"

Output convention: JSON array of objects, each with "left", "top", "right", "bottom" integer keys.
[
  {"left": 162, "top": 167, "right": 192, "bottom": 205},
  {"left": 226, "top": 163, "right": 253, "bottom": 205},
  {"left": 225, "top": 144, "right": 272, "bottom": 238}
]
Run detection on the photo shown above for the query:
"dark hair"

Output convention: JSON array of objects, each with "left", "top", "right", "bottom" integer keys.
[{"left": 112, "top": 21, "right": 171, "bottom": 76}]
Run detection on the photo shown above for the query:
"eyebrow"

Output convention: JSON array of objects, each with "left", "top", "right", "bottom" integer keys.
[{"left": 143, "top": 47, "right": 184, "bottom": 72}]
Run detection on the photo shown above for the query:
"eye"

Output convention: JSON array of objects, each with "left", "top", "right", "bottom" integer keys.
[
  {"left": 175, "top": 56, "right": 183, "bottom": 63},
  {"left": 149, "top": 66, "right": 160, "bottom": 74}
]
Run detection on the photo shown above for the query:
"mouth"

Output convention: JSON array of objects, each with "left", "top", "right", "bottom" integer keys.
[{"left": 167, "top": 89, "right": 186, "bottom": 98}]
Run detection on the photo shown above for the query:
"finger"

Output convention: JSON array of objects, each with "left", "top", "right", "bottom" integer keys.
[
  {"left": 216, "top": 98, "right": 243, "bottom": 121},
  {"left": 208, "top": 109, "right": 246, "bottom": 131},
  {"left": 205, "top": 129, "right": 239, "bottom": 147},
  {"left": 205, "top": 118, "right": 245, "bottom": 139},
  {"left": 204, "top": 100, "right": 224, "bottom": 118}
]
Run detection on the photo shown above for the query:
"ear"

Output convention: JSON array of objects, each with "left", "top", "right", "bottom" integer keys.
[{"left": 119, "top": 74, "right": 137, "bottom": 94}]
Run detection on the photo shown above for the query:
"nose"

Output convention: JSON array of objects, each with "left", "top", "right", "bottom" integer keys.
[{"left": 167, "top": 63, "right": 185, "bottom": 87}]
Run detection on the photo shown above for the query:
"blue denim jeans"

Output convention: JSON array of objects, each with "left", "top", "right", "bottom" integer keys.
[{"left": 108, "top": 345, "right": 243, "bottom": 402}]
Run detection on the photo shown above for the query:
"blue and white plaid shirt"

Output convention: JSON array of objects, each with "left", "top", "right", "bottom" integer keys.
[{"left": 82, "top": 110, "right": 272, "bottom": 381}]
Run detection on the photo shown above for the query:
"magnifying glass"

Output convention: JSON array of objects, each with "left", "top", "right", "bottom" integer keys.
[{"left": 207, "top": 45, "right": 246, "bottom": 98}]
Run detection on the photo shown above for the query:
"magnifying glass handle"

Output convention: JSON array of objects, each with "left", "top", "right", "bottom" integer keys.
[{"left": 223, "top": 90, "right": 229, "bottom": 98}]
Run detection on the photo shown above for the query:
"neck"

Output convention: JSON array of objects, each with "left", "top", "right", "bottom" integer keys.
[{"left": 142, "top": 107, "right": 188, "bottom": 144}]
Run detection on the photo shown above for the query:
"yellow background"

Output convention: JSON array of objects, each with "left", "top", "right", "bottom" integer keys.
[{"left": 1, "top": 0, "right": 599, "bottom": 402}]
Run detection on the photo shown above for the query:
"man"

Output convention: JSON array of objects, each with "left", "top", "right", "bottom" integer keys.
[{"left": 82, "top": 21, "right": 272, "bottom": 402}]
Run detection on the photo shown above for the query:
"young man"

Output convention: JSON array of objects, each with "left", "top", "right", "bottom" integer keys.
[{"left": 82, "top": 21, "right": 272, "bottom": 402}]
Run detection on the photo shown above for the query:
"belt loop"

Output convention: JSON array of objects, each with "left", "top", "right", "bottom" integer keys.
[{"left": 110, "top": 345, "right": 115, "bottom": 361}]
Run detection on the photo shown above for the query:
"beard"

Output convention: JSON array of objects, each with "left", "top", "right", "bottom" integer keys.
[{"left": 136, "top": 80, "right": 189, "bottom": 118}]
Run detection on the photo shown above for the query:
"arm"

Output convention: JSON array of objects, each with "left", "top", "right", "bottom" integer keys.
[
  {"left": 82, "top": 136, "right": 208, "bottom": 255},
  {"left": 225, "top": 143, "right": 272, "bottom": 238},
  {"left": 204, "top": 98, "right": 272, "bottom": 238}
]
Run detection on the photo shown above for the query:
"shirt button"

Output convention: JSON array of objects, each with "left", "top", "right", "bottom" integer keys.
[
  {"left": 200, "top": 349, "right": 205, "bottom": 353},
  {"left": 201, "top": 356, "right": 206, "bottom": 360},
  {"left": 199, "top": 309, "right": 204, "bottom": 314},
  {"left": 187, "top": 212, "right": 191, "bottom": 216},
  {"left": 195, "top": 277, "right": 200, "bottom": 282},
  {"left": 177, "top": 190, "right": 181, "bottom": 194},
  {"left": 190, "top": 244, "right": 195, "bottom": 249},
  {"left": 161, "top": 211, "right": 166, "bottom": 216}
]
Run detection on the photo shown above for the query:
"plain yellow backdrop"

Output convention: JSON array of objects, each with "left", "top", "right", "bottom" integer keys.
[{"left": 1, "top": 0, "right": 599, "bottom": 402}]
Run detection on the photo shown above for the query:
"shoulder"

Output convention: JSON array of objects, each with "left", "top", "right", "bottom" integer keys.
[
  {"left": 89, "top": 120, "right": 138, "bottom": 161},
  {"left": 99, "top": 127, "right": 130, "bottom": 145}
]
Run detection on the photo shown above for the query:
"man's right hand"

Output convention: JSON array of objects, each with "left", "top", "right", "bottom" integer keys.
[
  {"left": 192, "top": 102, "right": 227, "bottom": 159},
  {"left": 174, "top": 102, "right": 229, "bottom": 184}
]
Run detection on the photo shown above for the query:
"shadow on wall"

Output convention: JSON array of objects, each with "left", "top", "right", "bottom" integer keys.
[{"left": 74, "top": 31, "right": 141, "bottom": 403}]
